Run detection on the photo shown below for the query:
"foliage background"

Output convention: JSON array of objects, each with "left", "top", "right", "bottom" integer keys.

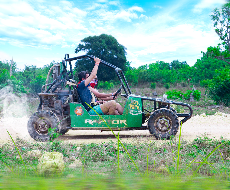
[{"left": 0, "top": 44, "right": 229, "bottom": 105}]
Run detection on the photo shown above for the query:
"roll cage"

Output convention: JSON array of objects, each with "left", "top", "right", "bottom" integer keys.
[{"left": 43, "top": 54, "right": 192, "bottom": 124}]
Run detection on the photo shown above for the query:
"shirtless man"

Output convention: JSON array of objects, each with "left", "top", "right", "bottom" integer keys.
[{"left": 77, "top": 57, "right": 123, "bottom": 115}]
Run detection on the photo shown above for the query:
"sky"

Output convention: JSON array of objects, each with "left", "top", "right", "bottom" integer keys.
[{"left": 0, "top": 0, "right": 227, "bottom": 70}]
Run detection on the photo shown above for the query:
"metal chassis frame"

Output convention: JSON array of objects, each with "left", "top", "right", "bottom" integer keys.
[{"left": 43, "top": 54, "right": 193, "bottom": 125}]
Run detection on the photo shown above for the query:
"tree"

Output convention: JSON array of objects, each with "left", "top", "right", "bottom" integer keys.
[
  {"left": 0, "top": 61, "right": 17, "bottom": 75},
  {"left": 75, "top": 34, "right": 127, "bottom": 81},
  {"left": 208, "top": 68, "right": 230, "bottom": 106},
  {"left": 191, "top": 51, "right": 227, "bottom": 84},
  {"left": 211, "top": 2, "right": 230, "bottom": 63},
  {"left": 125, "top": 67, "right": 139, "bottom": 86},
  {"left": 30, "top": 75, "right": 46, "bottom": 93},
  {"left": 0, "top": 69, "right": 10, "bottom": 86},
  {"left": 170, "top": 60, "right": 188, "bottom": 70}
]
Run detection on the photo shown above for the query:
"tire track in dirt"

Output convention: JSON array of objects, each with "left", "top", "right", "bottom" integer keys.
[{"left": 0, "top": 113, "right": 229, "bottom": 144}]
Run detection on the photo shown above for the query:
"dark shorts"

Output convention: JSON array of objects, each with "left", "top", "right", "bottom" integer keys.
[{"left": 88, "top": 105, "right": 104, "bottom": 115}]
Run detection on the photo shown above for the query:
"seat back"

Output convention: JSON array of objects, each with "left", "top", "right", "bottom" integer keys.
[{"left": 73, "top": 87, "right": 82, "bottom": 103}]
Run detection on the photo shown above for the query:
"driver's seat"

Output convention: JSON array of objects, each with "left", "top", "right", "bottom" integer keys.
[{"left": 72, "top": 87, "right": 82, "bottom": 103}]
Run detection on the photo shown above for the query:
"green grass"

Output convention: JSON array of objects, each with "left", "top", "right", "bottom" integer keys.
[
  {"left": 1, "top": 174, "right": 229, "bottom": 189},
  {"left": 0, "top": 136, "right": 230, "bottom": 188}
]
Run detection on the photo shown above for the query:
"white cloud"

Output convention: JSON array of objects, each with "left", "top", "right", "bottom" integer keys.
[
  {"left": 86, "top": 3, "right": 108, "bottom": 11},
  {"left": 114, "top": 10, "right": 138, "bottom": 22},
  {"left": 34, "top": 57, "right": 58, "bottom": 67},
  {"left": 97, "top": 0, "right": 108, "bottom": 2},
  {"left": 193, "top": 0, "right": 227, "bottom": 13},
  {"left": 0, "top": 51, "right": 12, "bottom": 62},
  {"left": 0, "top": 1, "right": 144, "bottom": 49},
  {"left": 94, "top": 5, "right": 144, "bottom": 23},
  {"left": 140, "top": 14, "right": 149, "bottom": 20},
  {"left": 0, "top": 0, "right": 88, "bottom": 48},
  {"left": 0, "top": 1, "right": 37, "bottom": 16},
  {"left": 128, "top": 6, "right": 144, "bottom": 12},
  {"left": 118, "top": 22, "right": 220, "bottom": 67},
  {"left": 60, "top": 0, "right": 73, "bottom": 9},
  {"left": 61, "top": 44, "right": 75, "bottom": 48},
  {"left": 72, "top": 7, "right": 88, "bottom": 16},
  {"left": 109, "top": 1, "right": 119, "bottom": 6}
]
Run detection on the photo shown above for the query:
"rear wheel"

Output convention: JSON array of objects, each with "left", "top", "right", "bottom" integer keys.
[
  {"left": 27, "top": 110, "right": 60, "bottom": 142},
  {"left": 148, "top": 108, "right": 179, "bottom": 139}
]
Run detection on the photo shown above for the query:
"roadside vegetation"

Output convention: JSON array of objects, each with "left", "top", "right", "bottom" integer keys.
[{"left": 0, "top": 133, "right": 230, "bottom": 189}]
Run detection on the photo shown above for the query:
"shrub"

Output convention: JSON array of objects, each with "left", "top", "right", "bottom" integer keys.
[
  {"left": 0, "top": 71, "right": 28, "bottom": 93},
  {"left": 97, "top": 81, "right": 114, "bottom": 90},
  {"left": 125, "top": 68, "right": 138, "bottom": 86},
  {"left": 183, "top": 90, "right": 193, "bottom": 100},
  {"left": 165, "top": 90, "right": 183, "bottom": 100},
  {"left": 200, "top": 79, "right": 210, "bottom": 87},
  {"left": 164, "top": 83, "right": 170, "bottom": 89},
  {"left": 150, "top": 82, "right": 156, "bottom": 89},
  {"left": 208, "top": 68, "right": 230, "bottom": 106},
  {"left": 0, "top": 69, "right": 10, "bottom": 84},
  {"left": 166, "top": 89, "right": 201, "bottom": 101},
  {"left": 181, "top": 82, "right": 187, "bottom": 87},
  {"left": 193, "top": 90, "right": 201, "bottom": 101},
  {"left": 8, "top": 78, "right": 28, "bottom": 93}
]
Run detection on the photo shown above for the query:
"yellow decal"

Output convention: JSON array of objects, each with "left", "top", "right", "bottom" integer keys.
[
  {"left": 129, "top": 100, "right": 139, "bottom": 110},
  {"left": 129, "top": 100, "right": 141, "bottom": 115}
]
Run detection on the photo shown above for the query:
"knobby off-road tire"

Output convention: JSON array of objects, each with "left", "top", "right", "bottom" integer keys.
[
  {"left": 148, "top": 108, "right": 179, "bottom": 140},
  {"left": 169, "top": 107, "right": 177, "bottom": 115},
  {"left": 57, "top": 116, "right": 70, "bottom": 135},
  {"left": 27, "top": 110, "right": 60, "bottom": 142},
  {"left": 59, "top": 129, "right": 69, "bottom": 135},
  {"left": 160, "top": 105, "right": 177, "bottom": 115}
]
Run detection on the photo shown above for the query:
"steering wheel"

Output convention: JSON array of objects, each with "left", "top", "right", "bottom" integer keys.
[{"left": 113, "top": 85, "right": 123, "bottom": 99}]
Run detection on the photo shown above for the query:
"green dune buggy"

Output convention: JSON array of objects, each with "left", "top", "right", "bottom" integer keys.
[{"left": 27, "top": 54, "right": 193, "bottom": 141}]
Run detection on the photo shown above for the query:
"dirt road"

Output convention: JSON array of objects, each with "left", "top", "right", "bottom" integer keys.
[{"left": 0, "top": 113, "right": 229, "bottom": 145}]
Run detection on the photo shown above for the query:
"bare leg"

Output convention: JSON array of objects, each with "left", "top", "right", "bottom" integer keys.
[
  {"left": 116, "top": 103, "right": 124, "bottom": 115},
  {"left": 114, "top": 110, "right": 119, "bottom": 115},
  {"left": 100, "top": 100, "right": 116, "bottom": 115},
  {"left": 100, "top": 100, "right": 123, "bottom": 115}
]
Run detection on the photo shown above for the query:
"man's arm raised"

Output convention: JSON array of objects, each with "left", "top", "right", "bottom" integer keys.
[{"left": 85, "top": 57, "right": 100, "bottom": 87}]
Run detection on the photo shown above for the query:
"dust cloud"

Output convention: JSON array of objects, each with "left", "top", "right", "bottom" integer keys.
[{"left": 0, "top": 86, "right": 33, "bottom": 143}]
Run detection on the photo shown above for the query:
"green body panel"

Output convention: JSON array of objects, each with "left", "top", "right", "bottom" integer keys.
[{"left": 70, "top": 96, "right": 143, "bottom": 128}]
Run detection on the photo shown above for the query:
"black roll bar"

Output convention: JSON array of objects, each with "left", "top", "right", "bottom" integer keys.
[
  {"left": 65, "top": 54, "right": 132, "bottom": 97},
  {"left": 45, "top": 54, "right": 132, "bottom": 96}
]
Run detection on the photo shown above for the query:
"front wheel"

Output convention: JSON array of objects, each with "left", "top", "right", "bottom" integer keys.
[
  {"left": 27, "top": 110, "right": 60, "bottom": 142},
  {"left": 148, "top": 108, "right": 179, "bottom": 139}
]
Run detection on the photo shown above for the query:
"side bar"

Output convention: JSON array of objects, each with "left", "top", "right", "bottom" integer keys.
[{"left": 138, "top": 95, "right": 193, "bottom": 124}]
